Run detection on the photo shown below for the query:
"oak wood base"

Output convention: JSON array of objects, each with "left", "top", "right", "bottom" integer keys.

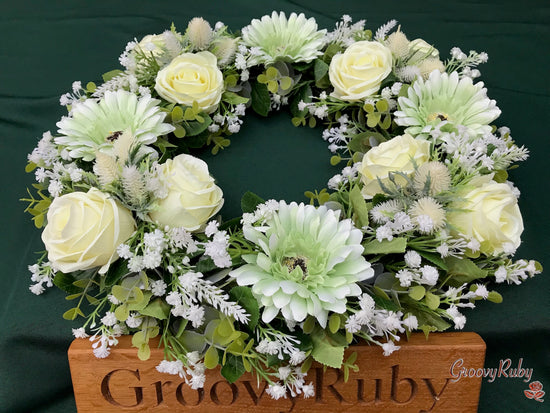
[{"left": 68, "top": 332, "right": 485, "bottom": 412}]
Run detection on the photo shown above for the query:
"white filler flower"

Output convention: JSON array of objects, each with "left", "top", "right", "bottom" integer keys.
[
  {"left": 56, "top": 90, "right": 174, "bottom": 161},
  {"left": 230, "top": 201, "right": 374, "bottom": 328}
]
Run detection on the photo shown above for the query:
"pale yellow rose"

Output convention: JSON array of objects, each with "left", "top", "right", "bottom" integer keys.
[
  {"left": 359, "top": 134, "right": 431, "bottom": 198},
  {"left": 42, "top": 188, "right": 135, "bottom": 274},
  {"left": 136, "top": 34, "right": 167, "bottom": 58},
  {"left": 408, "top": 38, "right": 439, "bottom": 63},
  {"left": 150, "top": 154, "right": 224, "bottom": 231},
  {"left": 447, "top": 176, "right": 523, "bottom": 255},
  {"left": 155, "top": 51, "right": 223, "bottom": 113},
  {"left": 329, "top": 41, "right": 393, "bottom": 101}
]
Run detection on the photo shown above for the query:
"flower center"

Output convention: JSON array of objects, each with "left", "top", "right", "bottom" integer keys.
[
  {"left": 282, "top": 256, "right": 308, "bottom": 279},
  {"left": 106, "top": 130, "right": 123, "bottom": 142},
  {"left": 427, "top": 112, "right": 449, "bottom": 122}
]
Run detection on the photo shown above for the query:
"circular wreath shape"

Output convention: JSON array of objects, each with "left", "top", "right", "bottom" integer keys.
[{"left": 26, "top": 11, "right": 541, "bottom": 398}]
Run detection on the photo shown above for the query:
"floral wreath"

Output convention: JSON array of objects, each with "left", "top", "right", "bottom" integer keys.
[{"left": 25, "top": 12, "right": 542, "bottom": 399}]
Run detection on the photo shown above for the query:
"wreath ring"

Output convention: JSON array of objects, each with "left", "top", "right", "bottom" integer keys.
[{"left": 25, "top": 11, "right": 540, "bottom": 397}]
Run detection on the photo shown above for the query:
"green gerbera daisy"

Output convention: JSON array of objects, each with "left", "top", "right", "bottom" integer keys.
[
  {"left": 241, "top": 11, "right": 326, "bottom": 66},
  {"left": 56, "top": 90, "right": 174, "bottom": 161},
  {"left": 394, "top": 70, "right": 501, "bottom": 137},
  {"left": 230, "top": 201, "right": 374, "bottom": 328}
]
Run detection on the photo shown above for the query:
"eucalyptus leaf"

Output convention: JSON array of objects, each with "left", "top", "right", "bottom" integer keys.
[
  {"left": 204, "top": 345, "right": 219, "bottom": 369},
  {"left": 409, "top": 285, "right": 426, "bottom": 301},
  {"left": 424, "top": 292, "right": 440, "bottom": 310}
]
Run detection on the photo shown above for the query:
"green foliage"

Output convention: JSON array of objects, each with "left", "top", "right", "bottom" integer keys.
[
  {"left": 349, "top": 185, "right": 370, "bottom": 228},
  {"left": 241, "top": 191, "right": 264, "bottom": 213},
  {"left": 311, "top": 327, "right": 346, "bottom": 369},
  {"left": 221, "top": 354, "right": 246, "bottom": 383},
  {"left": 409, "top": 285, "right": 426, "bottom": 301},
  {"left": 445, "top": 256, "right": 488, "bottom": 285},
  {"left": 304, "top": 188, "right": 330, "bottom": 206},
  {"left": 363, "top": 237, "right": 407, "bottom": 255},
  {"left": 250, "top": 81, "right": 270, "bottom": 116},
  {"left": 132, "top": 318, "right": 160, "bottom": 360},
  {"left": 222, "top": 91, "right": 249, "bottom": 105},
  {"left": 229, "top": 286, "right": 260, "bottom": 330},
  {"left": 21, "top": 185, "right": 51, "bottom": 228}
]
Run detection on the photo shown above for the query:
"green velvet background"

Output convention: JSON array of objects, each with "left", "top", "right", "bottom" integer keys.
[{"left": 1, "top": 1, "right": 548, "bottom": 412}]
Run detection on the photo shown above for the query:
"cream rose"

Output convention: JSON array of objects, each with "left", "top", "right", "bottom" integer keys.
[
  {"left": 408, "top": 38, "right": 439, "bottom": 62},
  {"left": 150, "top": 154, "right": 224, "bottom": 231},
  {"left": 329, "top": 41, "right": 393, "bottom": 101},
  {"left": 155, "top": 51, "right": 223, "bottom": 113},
  {"left": 447, "top": 176, "right": 524, "bottom": 255},
  {"left": 359, "top": 134, "right": 431, "bottom": 198},
  {"left": 41, "top": 188, "right": 136, "bottom": 274}
]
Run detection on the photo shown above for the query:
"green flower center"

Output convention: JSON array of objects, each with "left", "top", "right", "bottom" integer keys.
[{"left": 270, "top": 231, "right": 329, "bottom": 288}]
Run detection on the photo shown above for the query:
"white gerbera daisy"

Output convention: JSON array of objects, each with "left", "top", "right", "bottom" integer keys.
[
  {"left": 241, "top": 11, "right": 326, "bottom": 66},
  {"left": 56, "top": 90, "right": 174, "bottom": 161},
  {"left": 229, "top": 201, "right": 374, "bottom": 328},
  {"left": 394, "top": 71, "right": 501, "bottom": 137}
]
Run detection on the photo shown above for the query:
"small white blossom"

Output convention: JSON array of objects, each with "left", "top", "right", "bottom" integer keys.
[
  {"left": 404, "top": 250, "right": 422, "bottom": 268},
  {"left": 382, "top": 341, "right": 400, "bottom": 356},
  {"left": 101, "top": 312, "right": 118, "bottom": 327}
]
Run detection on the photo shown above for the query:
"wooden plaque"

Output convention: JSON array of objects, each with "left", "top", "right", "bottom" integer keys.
[{"left": 68, "top": 332, "right": 485, "bottom": 412}]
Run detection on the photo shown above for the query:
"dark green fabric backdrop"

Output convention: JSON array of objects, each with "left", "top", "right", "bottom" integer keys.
[{"left": 1, "top": 1, "right": 548, "bottom": 412}]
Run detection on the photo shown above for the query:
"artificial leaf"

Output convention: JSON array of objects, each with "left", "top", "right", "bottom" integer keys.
[
  {"left": 241, "top": 191, "right": 264, "bottom": 214},
  {"left": 222, "top": 91, "right": 249, "bottom": 105},
  {"left": 487, "top": 291, "right": 503, "bottom": 303},
  {"left": 314, "top": 59, "right": 329, "bottom": 82},
  {"left": 204, "top": 345, "right": 219, "bottom": 369},
  {"left": 409, "top": 285, "right": 426, "bottom": 301},
  {"left": 349, "top": 185, "right": 369, "bottom": 228},
  {"left": 251, "top": 81, "right": 270, "bottom": 117},
  {"left": 328, "top": 313, "right": 341, "bottom": 334},
  {"left": 363, "top": 237, "right": 407, "bottom": 255},
  {"left": 183, "top": 116, "right": 212, "bottom": 136},
  {"left": 445, "top": 256, "right": 488, "bottom": 285},
  {"left": 102, "top": 69, "right": 124, "bottom": 82},
  {"left": 54, "top": 272, "right": 82, "bottom": 295},
  {"left": 424, "top": 292, "right": 440, "bottom": 310},
  {"left": 229, "top": 286, "right": 260, "bottom": 330},
  {"left": 140, "top": 298, "right": 171, "bottom": 320},
  {"left": 311, "top": 329, "right": 345, "bottom": 369},
  {"left": 416, "top": 250, "right": 448, "bottom": 271},
  {"left": 221, "top": 354, "right": 246, "bottom": 383}
]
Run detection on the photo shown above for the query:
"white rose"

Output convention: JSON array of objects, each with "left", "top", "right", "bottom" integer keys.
[
  {"left": 329, "top": 41, "right": 393, "bottom": 101},
  {"left": 359, "top": 134, "right": 431, "bottom": 198},
  {"left": 408, "top": 38, "right": 439, "bottom": 63},
  {"left": 155, "top": 51, "right": 223, "bottom": 113},
  {"left": 447, "top": 176, "right": 523, "bottom": 255},
  {"left": 41, "top": 188, "right": 135, "bottom": 274},
  {"left": 136, "top": 34, "right": 167, "bottom": 57},
  {"left": 150, "top": 154, "right": 224, "bottom": 231}
]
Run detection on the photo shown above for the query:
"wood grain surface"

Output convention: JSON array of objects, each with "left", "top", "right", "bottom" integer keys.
[{"left": 68, "top": 332, "right": 485, "bottom": 412}]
